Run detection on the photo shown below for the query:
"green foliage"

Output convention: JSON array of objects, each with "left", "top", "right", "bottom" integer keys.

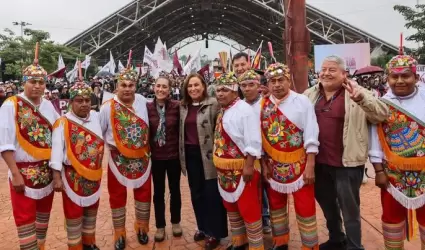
[
  {"left": 394, "top": 4, "right": 425, "bottom": 63},
  {"left": 371, "top": 54, "right": 396, "bottom": 69},
  {"left": 0, "top": 28, "right": 85, "bottom": 79}
]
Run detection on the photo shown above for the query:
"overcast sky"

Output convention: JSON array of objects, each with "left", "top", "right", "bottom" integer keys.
[{"left": 0, "top": 0, "right": 422, "bottom": 59}]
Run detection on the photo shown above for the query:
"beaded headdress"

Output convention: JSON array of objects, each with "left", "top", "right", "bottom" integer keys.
[
  {"left": 69, "top": 61, "right": 92, "bottom": 100},
  {"left": 215, "top": 71, "right": 239, "bottom": 91},
  {"left": 238, "top": 69, "right": 261, "bottom": 84},
  {"left": 22, "top": 42, "right": 48, "bottom": 82},
  {"left": 264, "top": 63, "right": 291, "bottom": 80},
  {"left": 386, "top": 55, "right": 418, "bottom": 74},
  {"left": 116, "top": 50, "right": 138, "bottom": 82}
]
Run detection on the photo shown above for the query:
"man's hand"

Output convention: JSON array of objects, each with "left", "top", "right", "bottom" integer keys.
[
  {"left": 303, "top": 154, "right": 315, "bottom": 185},
  {"left": 375, "top": 171, "right": 389, "bottom": 189},
  {"left": 342, "top": 79, "right": 364, "bottom": 102},
  {"left": 52, "top": 170, "right": 63, "bottom": 192},
  {"left": 261, "top": 158, "right": 272, "bottom": 180},
  {"left": 243, "top": 163, "right": 254, "bottom": 183},
  {"left": 11, "top": 171, "right": 25, "bottom": 193}
]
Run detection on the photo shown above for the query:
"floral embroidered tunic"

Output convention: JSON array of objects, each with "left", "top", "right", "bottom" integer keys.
[
  {"left": 369, "top": 87, "right": 425, "bottom": 209},
  {"left": 213, "top": 99, "right": 262, "bottom": 203},
  {"left": 99, "top": 94, "right": 151, "bottom": 189},
  {"left": 261, "top": 92, "right": 319, "bottom": 193},
  {"left": 0, "top": 94, "right": 60, "bottom": 199},
  {"left": 50, "top": 111, "right": 104, "bottom": 207}
]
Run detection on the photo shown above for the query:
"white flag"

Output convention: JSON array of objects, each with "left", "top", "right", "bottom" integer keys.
[
  {"left": 57, "top": 54, "right": 65, "bottom": 69},
  {"left": 109, "top": 51, "right": 116, "bottom": 74},
  {"left": 81, "top": 55, "right": 91, "bottom": 69},
  {"left": 143, "top": 46, "right": 159, "bottom": 77},
  {"left": 118, "top": 60, "right": 125, "bottom": 71},
  {"left": 66, "top": 59, "right": 78, "bottom": 82},
  {"left": 183, "top": 48, "right": 201, "bottom": 75}
]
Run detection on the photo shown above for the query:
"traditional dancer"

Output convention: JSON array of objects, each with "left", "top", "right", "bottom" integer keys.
[
  {"left": 369, "top": 55, "right": 425, "bottom": 249},
  {"left": 213, "top": 72, "right": 264, "bottom": 250},
  {"left": 261, "top": 63, "right": 319, "bottom": 250},
  {"left": 99, "top": 57, "right": 151, "bottom": 250},
  {"left": 50, "top": 62, "right": 104, "bottom": 250},
  {"left": 0, "top": 42, "right": 59, "bottom": 250}
]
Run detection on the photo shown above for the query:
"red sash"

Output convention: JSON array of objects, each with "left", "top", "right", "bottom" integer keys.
[
  {"left": 260, "top": 97, "right": 306, "bottom": 184},
  {"left": 56, "top": 117, "right": 104, "bottom": 181},
  {"left": 110, "top": 148, "right": 150, "bottom": 180},
  {"left": 110, "top": 99, "right": 149, "bottom": 159},
  {"left": 17, "top": 161, "right": 52, "bottom": 189},
  {"left": 213, "top": 99, "right": 245, "bottom": 193},
  {"left": 63, "top": 165, "right": 101, "bottom": 197},
  {"left": 13, "top": 96, "right": 52, "bottom": 160}
]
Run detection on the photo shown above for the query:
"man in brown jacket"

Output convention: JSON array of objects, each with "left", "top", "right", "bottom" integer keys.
[{"left": 304, "top": 55, "right": 389, "bottom": 250}]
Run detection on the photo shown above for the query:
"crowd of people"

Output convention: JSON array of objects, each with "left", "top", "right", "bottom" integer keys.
[{"left": 0, "top": 41, "right": 424, "bottom": 250}]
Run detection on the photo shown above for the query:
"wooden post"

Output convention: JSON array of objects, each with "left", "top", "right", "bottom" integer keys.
[{"left": 284, "top": 0, "right": 309, "bottom": 93}]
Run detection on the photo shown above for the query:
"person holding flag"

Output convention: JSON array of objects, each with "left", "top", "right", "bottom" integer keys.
[
  {"left": 50, "top": 61, "right": 104, "bottom": 250},
  {"left": 368, "top": 55, "right": 425, "bottom": 249},
  {"left": 99, "top": 53, "right": 152, "bottom": 250},
  {"left": 213, "top": 72, "right": 264, "bottom": 250},
  {"left": 0, "top": 42, "right": 59, "bottom": 250}
]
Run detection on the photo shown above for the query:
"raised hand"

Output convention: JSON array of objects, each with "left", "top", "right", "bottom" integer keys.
[{"left": 342, "top": 78, "right": 364, "bottom": 102}]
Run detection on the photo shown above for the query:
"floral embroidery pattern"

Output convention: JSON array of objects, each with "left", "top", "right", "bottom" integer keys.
[
  {"left": 387, "top": 168, "right": 425, "bottom": 199},
  {"left": 19, "top": 161, "right": 52, "bottom": 187},
  {"left": 213, "top": 111, "right": 243, "bottom": 159},
  {"left": 111, "top": 150, "right": 149, "bottom": 180},
  {"left": 217, "top": 169, "right": 242, "bottom": 192},
  {"left": 16, "top": 98, "right": 52, "bottom": 148},
  {"left": 383, "top": 106, "right": 425, "bottom": 158},
  {"left": 261, "top": 98, "right": 303, "bottom": 151},
  {"left": 69, "top": 122, "right": 104, "bottom": 168},
  {"left": 113, "top": 101, "right": 148, "bottom": 149},
  {"left": 267, "top": 155, "right": 305, "bottom": 184},
  {"left": 65, "top": 167, "right": 100, "bottom": 196}
]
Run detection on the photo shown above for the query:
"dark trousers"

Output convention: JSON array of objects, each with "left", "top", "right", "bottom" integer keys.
[
  {"left": 315, "top": 163, "right": 365, "bottom": 250},
  {"left": 185, "top": 145, "right": 228, "bottom": 239},
  {"left": 262, "top": 182, "right": 270, "bottom": 226},
  {"left": 151, "top": 159, "right": 182, "bottom": 228}
]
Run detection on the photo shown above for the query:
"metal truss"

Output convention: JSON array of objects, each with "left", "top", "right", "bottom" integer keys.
[
  {"left": 65, "top": 0, "right": 399, "bottom": 61},
  {"left": 172, "top": 34, "right": 249, "bottom": 52}
]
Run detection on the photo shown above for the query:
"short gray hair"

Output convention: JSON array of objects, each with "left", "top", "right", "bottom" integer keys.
[{"left": 322, "top": 55, "right": 346, "bottom": 71}]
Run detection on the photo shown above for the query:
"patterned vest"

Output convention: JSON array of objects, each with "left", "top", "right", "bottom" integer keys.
[
  {"left": 56, "top": 117, "right": 104, "bottom": 199},
  {"left": 13, "top": 96, "right": 53, "bottom": 191},
  {"left": 378, "top": 99, "right": 425, "bottom": 207},
  {"left": 260, "top": 97, "right": 306, "bottom": 193},
  {"left": 109, "top": 99, "right": 151, "bottom": 186}
]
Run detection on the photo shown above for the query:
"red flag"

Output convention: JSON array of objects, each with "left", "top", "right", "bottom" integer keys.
[
  {"left": 198, "top": 64, "right": 210, "bottom": 83},
  {"left": 48, "top": 67, "right": 66, "bottom": 79},
  {"left": 173, "top": 50, "right": 183, "bottom": 76},
  {"left": 252, "top": 41, "right": 263, "bottom": 69}
]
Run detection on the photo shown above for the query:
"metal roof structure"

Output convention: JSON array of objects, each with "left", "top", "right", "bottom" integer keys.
[{"left": 65, "top": 0, "right": 399, "bottom": 61}]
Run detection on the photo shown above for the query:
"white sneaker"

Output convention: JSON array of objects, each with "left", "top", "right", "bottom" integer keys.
[{"left": 362, "top": 168, "right": 368, "bottom": 184}]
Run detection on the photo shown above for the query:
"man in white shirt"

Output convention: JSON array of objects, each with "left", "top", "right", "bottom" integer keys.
[
  {"left": 213, "top": 72, "right": 264, "bottom": 250},
  {"left": 99, "top": 66, "right": 151, "bottom": 250},
  {"left": 0, "top": 43, "right": 59, "bottom": 250},
  {"left": 261, "top": 63, "right": 320, "bottom": 250},
  {"left": 369, "top": 55, "right": 425, "bottom": 249},
  {"left": 50, "top": 64, "right": 104, "bottom": 250}
]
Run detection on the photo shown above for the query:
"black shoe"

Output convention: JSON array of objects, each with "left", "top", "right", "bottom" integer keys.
[
  {"left": 226, "top": 243, "right": 248, "bottom": 250},
  {"left": 137, "top": 231, "right": 149, "bottom": 245},
  {"left": 269, "top": 245, "right": 288, "bottom": 250},
  {"left": 83, "top": 244, "right": 100, "bottom": 250},
  {"left": 114, "top": 236, "right": 126, "bottom": 250},
  {"left": 194, "top": 231, "right": 206, "bottom": 242},
  {"left": 205, "top": 237, "right": 220, "bottom": 250},
  {"left": 319, "top": 239, "right": 347, "bottom": 250}
]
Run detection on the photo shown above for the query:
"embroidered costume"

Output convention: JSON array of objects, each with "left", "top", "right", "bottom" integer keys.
[
  {"left": 262, "top": 63, "right": 320, "bottom": 249},
  {"left": 0, "top": 43, "right": 59, "bottom": 250},
  {"left": 99, "top": 66, "right": 151, "bottom": 248},
  {"left": 213, "top": 73, "right": 264, "bottom": 250},
  {"left": 369, "top": 55, "right": 425, "bottom": 249},
  {"left": 50, "top": 77, "right": 104, "bottom": 250}
]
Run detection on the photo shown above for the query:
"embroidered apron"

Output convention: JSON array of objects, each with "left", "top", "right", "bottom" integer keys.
[
  {"left": 60, "top": 117, "right": 104, "bottom": 206},
  {"left": 108, "top": 100, "right": 151, "bottom": 188},
  {"left": 12, "top": 96, "right": 53, "bottom": 198},
  {"left": 260, "top": 97, "right": 306, "bottom": 193},
  {"left": 377, "top": 99, "right": 425, "bottom": 240}
]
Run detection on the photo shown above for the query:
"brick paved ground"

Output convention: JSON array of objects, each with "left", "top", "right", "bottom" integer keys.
[{"left": 0, "top": 157, "right": 421, "bottom": 250}]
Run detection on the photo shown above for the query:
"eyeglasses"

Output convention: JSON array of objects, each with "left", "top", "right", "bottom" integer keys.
[{"left": 315, "top": 95, "right": 336, "bottom": 112}]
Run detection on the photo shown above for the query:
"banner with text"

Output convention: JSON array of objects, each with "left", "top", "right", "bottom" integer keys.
[
  {"left": 51, "top": 99, "right": 69, "bottom": 116},
  {"left": 418, "top": 64, "right": 425, "bottom": 86}
]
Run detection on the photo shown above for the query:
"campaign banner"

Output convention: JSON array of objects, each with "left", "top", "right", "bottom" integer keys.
[
  {"left": 417, "top": 64, "right": 425, "bottom": 86},
  {"left": 314, "top": 43, "right": 371, "bottom": 74},
  {"left": 51, "top": 99, "right": 69, "bottom": 116}
]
